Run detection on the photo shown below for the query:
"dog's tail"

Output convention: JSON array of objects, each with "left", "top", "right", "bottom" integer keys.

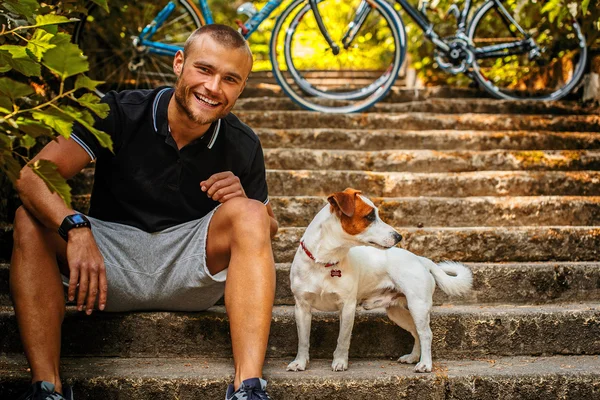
[{"left": 423, "top": 260, "right": 473, "bottom": 297}]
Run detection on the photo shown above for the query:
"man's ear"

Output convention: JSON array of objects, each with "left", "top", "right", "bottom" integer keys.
[
  {"left": 173, "top": 50, "right": 184, "bottom": 77},
  {"left": 327, "top": 188, "right": 361, "bottom": 217}
]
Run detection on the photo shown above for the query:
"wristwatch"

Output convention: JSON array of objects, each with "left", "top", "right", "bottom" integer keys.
[{"left": 58, "top": 214, "right": 91, "bottom": 241}]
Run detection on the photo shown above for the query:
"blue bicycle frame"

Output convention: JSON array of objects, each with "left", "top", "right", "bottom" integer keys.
[{"left": 138, "top": 0, "right": 285, "bottom": 56}]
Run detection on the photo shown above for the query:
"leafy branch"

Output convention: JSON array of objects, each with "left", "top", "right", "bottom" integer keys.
[{"left": 0, "top": 0, "right": 112, "bottom": 206}]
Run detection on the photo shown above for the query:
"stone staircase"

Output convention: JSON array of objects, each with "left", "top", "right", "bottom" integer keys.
[{"left": 1, "top": 92, "right": 600, "bottom": 399}]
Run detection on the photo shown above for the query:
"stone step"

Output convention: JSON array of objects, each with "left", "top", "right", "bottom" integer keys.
[
  {"left": 66, "top": 195, "right": 600, "bottom": 228},
  {"left": 1, "top": 303, "right": 598, "bottom": 358},
  {"left": 235, "top": 97, "right": 599, "bottom": 115},
  {"left": 270, "top": 196, "right": 600, "bottom": 228},
  {"left": 272, "top": 226, "right": 600, "bottom": 263},
  {"left": 265, "top": 170, "right": 600, "bottom": 198},
  {"left": 2, "top": 355, "right": 599, "bottom": 399},
  {"left": 256, "top": 129, "right": 600, "bottom": 151},
  {"left": 2, "top": 225, "right": 599, "bottom": 264},
  {"left": 69, "top": 170, "right": 600, "bottom": 197},
  {"left": 235, "top": 111, "right": 600, "bottom": 132},
  {"left": 263, "top": 149, "right": 600, "bottom": 172},
  {"left": 2, "top": 261, "right": 599, "bottom": 307}
]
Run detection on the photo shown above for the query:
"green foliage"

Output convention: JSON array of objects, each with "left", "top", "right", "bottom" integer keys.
[
  {"left": 31, "top": 159, "right": 72, "bottom": 205},
  {"left": 0, "top": 0, "right": 112, "bottom": 206}
]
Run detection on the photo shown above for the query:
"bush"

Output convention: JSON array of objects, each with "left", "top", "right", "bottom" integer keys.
[{"left": 0, "top": 0, "right": 112, "bottom": 204}]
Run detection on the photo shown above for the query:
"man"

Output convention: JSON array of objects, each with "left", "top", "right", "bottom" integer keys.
[{"left": 12, "top": 24, "right": 276, "bottom": 400}]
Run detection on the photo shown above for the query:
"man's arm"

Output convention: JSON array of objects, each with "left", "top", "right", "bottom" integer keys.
[
  {"left": 16, "top": 136, "right": 108, "bottom": 314},
  {"left": 17, "top": 136, "right": 92, "bottom": 230}
]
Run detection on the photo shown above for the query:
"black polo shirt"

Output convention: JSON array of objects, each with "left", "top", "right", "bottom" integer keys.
[{"left": 70, "top": 87, "right": 269, "bottom": 233}]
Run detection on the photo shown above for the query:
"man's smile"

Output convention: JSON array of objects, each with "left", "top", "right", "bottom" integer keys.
[{"left": 194, "top": 92, "right": 221, "bottom": 108}]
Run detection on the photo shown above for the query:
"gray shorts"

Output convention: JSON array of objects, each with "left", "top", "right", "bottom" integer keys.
[{"left": 63, "top": 207, "right": 226, "bottom": 312}]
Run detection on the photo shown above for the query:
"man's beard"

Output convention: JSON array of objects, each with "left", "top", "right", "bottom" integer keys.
[{"left": 173, "top": 80, "right": 229, "bottom": 125}]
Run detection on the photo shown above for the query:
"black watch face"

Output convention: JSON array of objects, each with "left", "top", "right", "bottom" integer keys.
[{"left": 71, "top": 214, "right": 86, "bottom": 224}]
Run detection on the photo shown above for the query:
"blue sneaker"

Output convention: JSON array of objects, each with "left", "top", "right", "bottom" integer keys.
[
  {"left": 18, "top": 381, "right": 74, "bottom": 400},
  {"left": 225, "top": 378, "right": 271, "bottom": 400}
]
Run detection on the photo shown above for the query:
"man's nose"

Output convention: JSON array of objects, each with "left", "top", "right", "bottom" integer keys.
[{"left": 205, "top": 76, "right": 221, "bottom": 93}]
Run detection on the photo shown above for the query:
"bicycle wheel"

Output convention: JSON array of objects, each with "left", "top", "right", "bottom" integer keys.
[
  {"left": 468, "top": 0, "right": 587, "bottom": 101},
  {"left": 270, "top": 0, "right": 405, "bottom": 113},
  {"left": 73, "top": 0, "right": 203, "bottom": 96}
]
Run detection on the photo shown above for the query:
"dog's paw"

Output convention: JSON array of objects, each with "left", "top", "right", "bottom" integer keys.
[
  {"left": 397, "top": 353, "right": 420, "bottom": 364},
  {"left": 331, "top": 358, "right": 348, "bottom": 371},
  {"left": 287, "top": 359, "right": 308, "bottom": 372},
  {"left": 414, "top": 361, "right": 432, "bottom": 373}
]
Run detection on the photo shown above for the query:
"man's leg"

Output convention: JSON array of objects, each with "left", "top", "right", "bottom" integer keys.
[
  {"left": 10, "top": 206, "right": 67, "bottom": 394},
  {"left": 206, "top": 198, "right": 275, "bottom": 390}
]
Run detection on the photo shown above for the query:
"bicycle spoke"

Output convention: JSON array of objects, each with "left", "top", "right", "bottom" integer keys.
[{"left": 149, "top": 54, "right": 173, "bottom": 86}]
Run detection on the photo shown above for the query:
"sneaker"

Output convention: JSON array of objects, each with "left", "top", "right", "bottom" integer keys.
[
  {"left": 18, "top": 381, "right": 74, "bottom": 400},
  {"left": 225, "top": 378, "right": 271, "bottom": 400}
]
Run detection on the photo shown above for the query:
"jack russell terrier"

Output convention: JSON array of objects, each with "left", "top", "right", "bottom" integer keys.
[{"left": 287, "top": 188, "right": 473, "bottom": 373}]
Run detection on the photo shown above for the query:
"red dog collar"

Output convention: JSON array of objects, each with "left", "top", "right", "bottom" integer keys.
[{"left": 300, "top": 241, "right": 340, "bottom": 269}]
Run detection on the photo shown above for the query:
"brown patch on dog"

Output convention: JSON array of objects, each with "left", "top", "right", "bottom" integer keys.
[{"left": 327, "top": 188, "right": 374, "bottom": 236}]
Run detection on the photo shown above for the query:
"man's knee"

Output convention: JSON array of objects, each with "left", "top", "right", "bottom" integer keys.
[
  {"left": 12, "top": 206, "right": 59, "bottom": 255},
  {"left": 219, "top": 198, "right": 270, "bottom": 235}
]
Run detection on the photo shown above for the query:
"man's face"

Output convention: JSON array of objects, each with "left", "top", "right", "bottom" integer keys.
[{"left": 172, "top": 35, "right": 252, "bottom": 126}]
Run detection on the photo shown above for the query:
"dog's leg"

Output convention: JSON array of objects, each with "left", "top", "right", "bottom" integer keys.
[
  {"left": 287, "top": 300, "right": 312, "bottom": 371},
  {"left": 407, "top": 300, "right": 433, "bottom": 373},
  {"left": 387, "top": 306, "right": 421, "bottom": 364},
  {"left": 332, "top": 300, "right": 357, "bottom": 371}
]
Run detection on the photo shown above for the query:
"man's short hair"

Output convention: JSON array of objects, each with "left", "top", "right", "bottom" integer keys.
[{"left": 183, "top": 24, "right": 249, "bottom": 56}]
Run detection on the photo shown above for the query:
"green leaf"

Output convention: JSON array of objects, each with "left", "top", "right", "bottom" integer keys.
[
  {"left": 34, "top": 14, "right": 73, "bottom": 27},
  {"left": 42, "top": 33, "right": 88, "bottom": 80},
  {"left": 17, "top": 118, "right": 53, "bottom": 138},
  {"left": 0, "top": 151, "right": 22, "bottom": 187},
  {"left": 74, "top": 75, "right": 105, "bottom": 91},
  {"left": 91, "top": 0, "right": 109, "bottom": 13},
  {"left": 26, "top": 29, "right": 56, "bottom": 61},
  {"left": 0, "top": 96, "right": 12, "bottom": 113},
  {"left": 75, "top": 93, "right": 110, "bottom": 118},
  {"left": 0, "top": 47, "right": 40, "bottom": 77},
  {"left": 0, "top": 77, "right": 34, "bottom": 102},
  {"left": 59, "top": 106, "right": 113, "bottom": 152},
  {"left": 582, "top": 0, "right": 590, "bottom": 14},
  {"left": 31, "top": 108, "right": 74, "bottom": 138},
  {"left": 0, "top": 134, "right": 15, "bottom": 151},
  {"left": 1, "top": 0, "right": 39, "bottom": 19},
  {"left": 19, "top": 134, "right": 36, "bottom": 150},
  {"left": 84, "top": 124, "right": 113, "bottom": 153},
  {"left": 30, "top": 159, "right": 71, "bottom": 205},
  {"left": 541, "top": 0, "right": 563, "bottom": 22}
]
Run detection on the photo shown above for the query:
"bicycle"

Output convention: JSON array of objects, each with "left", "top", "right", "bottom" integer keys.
[
  {"left": 73, "top": 0, "right": 404, "bottom": 113},
  {"left": 74, "top": 0, "right": 588, "bottom": 114}
]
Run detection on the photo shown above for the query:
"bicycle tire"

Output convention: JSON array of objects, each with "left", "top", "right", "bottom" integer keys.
[
  {"left": 270, "top": 0, "right": 405, "bottom": 113},
  {"left": 468, "top": 0, "right": 587, "bottom": 101},
  {"left": 73, "top": 0, "right": 204, "bottom": 97}
]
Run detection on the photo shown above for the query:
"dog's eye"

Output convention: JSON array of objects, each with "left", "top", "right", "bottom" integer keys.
[{"left": 365, "top": 210, "right": 376, "bottom": 222}]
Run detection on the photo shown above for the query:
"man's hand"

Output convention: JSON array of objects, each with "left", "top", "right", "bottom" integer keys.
[
  {"left": 66, "top": 229, "right": 107, "bottom": 315},
  {"left": 201, "top": 171, "right": 247, "bottom": 203}
]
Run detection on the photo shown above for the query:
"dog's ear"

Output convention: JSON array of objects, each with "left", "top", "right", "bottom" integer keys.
[{"left": 327, "top": 188, "right": 362, "bottom": 217}]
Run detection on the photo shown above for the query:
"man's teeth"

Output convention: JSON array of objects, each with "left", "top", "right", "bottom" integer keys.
[{"left": 195, "top": 94, "right": 219, "bottom": 106}]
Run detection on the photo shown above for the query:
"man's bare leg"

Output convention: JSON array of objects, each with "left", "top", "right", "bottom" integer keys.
[
  {"left": 10, "top": 206, "right": 67, "bottom": 394},
  {"left": 206, "top": 198, "right": 275, "bottom": 390}
]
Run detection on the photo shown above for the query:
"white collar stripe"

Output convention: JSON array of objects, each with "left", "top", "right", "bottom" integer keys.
[{"left": 207, "top": 119, "right": 221, "bottom": 149}]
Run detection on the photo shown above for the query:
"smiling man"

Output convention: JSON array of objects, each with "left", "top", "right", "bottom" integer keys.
[{"left": 12, "top": 25, "right": 277, "bottom": 400}]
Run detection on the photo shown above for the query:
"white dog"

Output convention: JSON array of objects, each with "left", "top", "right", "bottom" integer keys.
[{"left": 286, "top": 188, "right": 473, "bottom": 373}]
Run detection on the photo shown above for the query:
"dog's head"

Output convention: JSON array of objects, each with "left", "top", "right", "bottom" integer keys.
[{"left": 327, "top": 188, "right": 402, "bottom": 249}]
